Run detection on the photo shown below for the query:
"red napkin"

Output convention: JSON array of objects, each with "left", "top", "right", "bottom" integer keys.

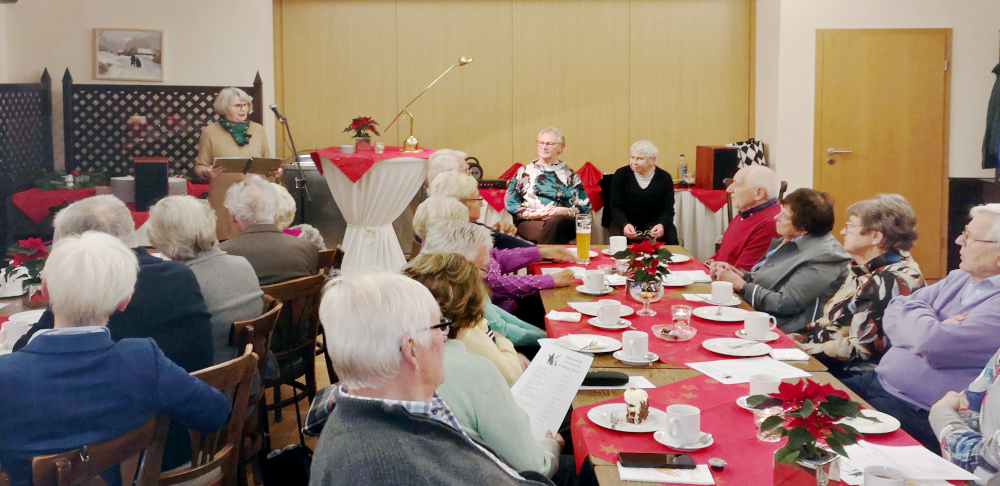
[
  {"left": 0, "top": 316, "right": 7, "bottom": 329},
  {"left": 498, "top": 162, "right": 524, "bottom": 181},
  {"left": 11, "top": 187, "right": 98, "bottom": 223},
  {"left": 577, "top": 162, "right": 604, "bottom": 212},
  {"left": 479, "top": 188, "right": 507, "bottom": 213},
  {"left": 688, "top": 188, "right": 728, "bottom": 213}
]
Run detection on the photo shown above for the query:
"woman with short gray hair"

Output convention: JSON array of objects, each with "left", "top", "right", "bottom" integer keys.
[
  {"left": 607, "top": 140, "right": 677, "bottom": 244},
  {"left": 147, "top": 195, "right": 263, "bottom": 364},
  {"left": 792, "top": 193, "right": 924, "bottom": 378}
]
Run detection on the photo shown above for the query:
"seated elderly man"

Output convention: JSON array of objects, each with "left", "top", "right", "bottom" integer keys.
[
  {"left": 309, "top": 273, "right": 554, "bottom": 486},
  {"left": 429, "top": 165, "right": 527, "bottom": 249},
  {"left": 0, "top": 232, "right": 229, "bottom": 486},
  {"left": 707, "top": 165, "right": 782, "bottom": 271},
  {"left": 844, "top": 204, "right": 1000, "bottom": 453},
  {"left": 219, "top": 174, "right": 319, "bottom": 285},
  {"left": 427, "top": 148, "right": 470, "bottom": 187}
]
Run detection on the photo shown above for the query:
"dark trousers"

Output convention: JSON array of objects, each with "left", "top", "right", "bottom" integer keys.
[
  {"left": 608, "top": 222, "right": 679, "bottom": 245},
  {"left": 516, "top": 215, "right": 577, "bottom": 244},
  {"left": 842, "top": 371, "right": 940, "bottom": 454}
]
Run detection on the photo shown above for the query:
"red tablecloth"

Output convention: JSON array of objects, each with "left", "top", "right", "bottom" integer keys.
[
  {"left": 12, "top": 183, "right": 212, "bottom": 229},
  {"left": 310, "top": 146, "right": 435, "bottom": 181},
  {"left": 571, "top": 375, "right": 930, "bottom": 484},
  {"left": 0, "top": 316, "right": 7, "bottom": 329},
  {"left": 480, "top": 188, "right": 507, "bottom": 213},
  {"left": 687, "top": 188, "right": 728, "bottom": 213}
]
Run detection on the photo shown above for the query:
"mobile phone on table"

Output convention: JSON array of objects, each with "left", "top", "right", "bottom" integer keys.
[{"left": 617, "top": 452, "right": 696, "bottom": 469}]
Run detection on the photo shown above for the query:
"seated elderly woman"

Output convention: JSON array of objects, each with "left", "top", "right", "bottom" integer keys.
[
  {"left": 711, "top": 188, "right": 851, "bottom": 333},
  {"left": 791, "top": 194, "right": 924, "bottom": 378},
  {"left": 147, "top": 195, "right": 264, "bottom": 364},
  {"left": 608, "top": 140, "right": 678, "bottom": 244},
  {"left": 430, "top": 170, "right": 528, "bottom": 249},
  {"left": 273, "top": 182, "right": 326, "bottom": 249},
  {"left": 505, "top": 127, "right": 591, "bottom": 244},
  {"left": 413, "top": 195, "right": 469, "bottom": 241},
  {"left": 427, "top": 148, "right": 470, "bottom": 187},
  {"left": 402, "top": 253, "right": 570, "bottom": 483}
]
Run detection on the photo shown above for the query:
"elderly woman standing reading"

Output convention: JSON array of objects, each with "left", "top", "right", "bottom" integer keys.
[
  {"left": 791, "top": 194, "right": 923, "bottom": 378},
  {"left": 147, "top": 195, "right": 263, "bottom": 364},
  {"left": 608, "top": 140, "right": 677, "bottom": 244},
  {"left": 505, "top": 127, "right": 590, "bottom": 244}
]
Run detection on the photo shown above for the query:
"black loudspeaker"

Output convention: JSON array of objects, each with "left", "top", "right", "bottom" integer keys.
[
  {"left": 695, "top": 146, "right": 740, "bottom": 190},
  {"left": 134, "top": 157, "right": 169, "bottom": 211}
]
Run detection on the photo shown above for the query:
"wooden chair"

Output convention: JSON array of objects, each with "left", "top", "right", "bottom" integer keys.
[
  {"left": 31, "top": 415, "right": 170, "bottom": 486},
  {"left": 0, "top": 462, "right": 9, "bottom": 486},
  {"left": 315, "top": 245, "right": 343, "bottom": 383},
  {"left": 159, "top": 348, "right": 258, "bottom": 486},
  {"left": 231, "top": 296, "right": 283, "bottom": 486},
  {"left": 260, "top": 273, "right": 326, "bottom": 423},
  {"left": 316, "top": 246, "right": 344, "bottom": 275}
]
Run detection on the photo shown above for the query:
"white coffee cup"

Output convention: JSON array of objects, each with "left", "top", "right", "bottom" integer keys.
[
  {"left": 749, "top": 373, "right": 782, "bottom": 396},
  {"left": 621, "top": 330, "right": 648, "bottom": 360},
  {"left": 665, "top": 404, "right": 701, "bottom": 445},
  {"left": 339, "top": 144, "right": 355, "bottom": 154},
  {"left": 863, "top": 465, "right": 906, "bottom": 486},
  {"left": 597, "top": 299, "right": 621, "bottom": 325},
  {"left": 584, "top": 269, "right": 605, "bottom": 293},
  {"left": 609, "top": 236, "right": 628, "bottom": 254},
  {"left": 0, "top": 320, "right": 34, "bottom": 349},
  {"left": 711, "top": 281, "right": 733, "bottom": 304},
  {"left": 743, "top": 311, "right": 777, "bottom": 339}
]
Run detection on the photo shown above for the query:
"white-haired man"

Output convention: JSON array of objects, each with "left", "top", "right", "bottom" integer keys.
[
  {"left": 308, "top": 273, "right": 553, "bottom": 486},
  {"left": 708, "top": 164, "right": 782, "bottom": 272},
  {"left": 0, "top": 232, "right": 229, "bottom": 486},
  {"left": 844, "top": 204, "right": 1000, "bottom": 453},
  {"left": 219, "top": 174, "right": 318, "bottom": 285}
]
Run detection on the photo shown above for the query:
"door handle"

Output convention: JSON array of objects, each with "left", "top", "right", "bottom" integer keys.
[{"left": 827, "top": 147, "right": 852, "bottom": 155}]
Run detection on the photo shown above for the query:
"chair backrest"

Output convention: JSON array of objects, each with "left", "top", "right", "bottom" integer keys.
[
  {"left": 779, "top": 180, "right": 788, "bottom": 201},
  {"left": 31, "top": 415, "right": 170, "bottom": 486},
  {"left": 260, "top": 273, "right": 326, "bottom": 363},
  {"left": 0, "top": 462, "right": 9, "bottom": 486},
  {"left": 317, "top": 246, "right": 344, "bottom": 274},
  {"left": 159, "top": 348, "right": 258, "bottom": 486},
  {"left": 232, "top": 295, "right": 282, "bottom": 390}
]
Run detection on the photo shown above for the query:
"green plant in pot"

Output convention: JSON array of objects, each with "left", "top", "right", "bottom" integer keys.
[
  {"left": 343, "top": 116, "right": 380, "bottom": 150},
  {"left": 5, "top": 237, "right": 50, "bottom": 308},
  {"left": 613, "top": 240, "right": 671, "bottom": 317}
]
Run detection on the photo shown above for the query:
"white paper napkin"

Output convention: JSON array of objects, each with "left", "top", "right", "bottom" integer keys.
[
  {"left": 541, "top": 266, "right": 587, "bottom": 278},
  {"left": 605, "top": 274, "right": 627, "bottom": 286},
  {"left": 546, "top": 310, "right": 582, "bottom": 322},
  {"left": 769, "top": 348, "right": 810, "bottom": 361},
  {"left": 616, "top": 463, "right": 715, "bottom": 484},
  {"left": 672, "top": 270, "right": 712, "bottom": 283}
]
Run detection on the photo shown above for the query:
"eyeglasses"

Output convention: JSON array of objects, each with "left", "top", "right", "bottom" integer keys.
[
  {"left": 421, "top": 318, "right": 452, "bottom": 335},
  {"left": 844, "top": 222, "right": 863, "bottom": 231},
  {"left": 959, "top": 226, "right": 1000, "bottom": 245},
  {"left": 536, "top": 141, "right": 562, "bottom": 148},
  {"left": 464, "top": 197, "right": 485, "bottom": 206}
]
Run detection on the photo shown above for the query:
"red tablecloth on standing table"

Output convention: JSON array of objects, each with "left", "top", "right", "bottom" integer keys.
[
  {"left": 0, "top": 316, "right": 7, "bottom": 329},
  {"left": 687, "top": 188, "right": 728, "bottom": 213},
  {"left": 310, "top": 146, "right": 435, "bottom": 181},
  {"left": 11, "top": 188, "right": 98, "bottom": 223},
  {"left": 570, "top": 375, "right": 933, "bottom": 484},
  {"left": 480, "top": 188, "right": 507, "bottom": 213}
]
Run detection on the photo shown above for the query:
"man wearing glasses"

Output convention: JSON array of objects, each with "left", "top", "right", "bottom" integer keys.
[
  {"left": 844, "top": 204, "right": 1000, "bottom": 454},
  {"left": 309, "top": 273, "right": 553, "bottom": 486}
]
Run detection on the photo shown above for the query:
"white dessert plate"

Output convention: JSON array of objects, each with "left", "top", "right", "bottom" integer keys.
[
  {"left": 571, "top": 302, "right": 635, "bottom": 318},
  {"left": 735, "top": 330, "right": 780, "bottom": 342},
  {"left": 588, "top": 317, "right": 632, "bottom": 330},
  {"left": 612, "top": 350, "right": 659, "bottom": 365},
  {"left": 837, "top": 409, "right": 901, "bottom": 434},
  {"left": 565, "top": 247, "right": 599, "bottom": 258},
  {"left": 588, "top": 403, "right": 667, "bottom": 433},
  {"left": 687, "top": 294, "right": 741, "bottom": 306},
  {"left": 654, "top": 430, "right": 714, "bottom": 450},
  {"left": 693, "top": 306, "right": 749, "bottom": 322},
  {"left": 8, "top": 309, "right": 45, "bottom": 324},
  {"left": 556, "top": 334, "right": 622, "bottom": 354},
  {"left": 660, "top": 274, "right": 694, "bottom": 287},
  {"left": 702, "top": 338, "right": 772, "bottom": 357},
  {"left": 576, "top": 285, "right": 614, "bottom": 296},
  {"left": 651, "top": 324, "right": 697, "bottom": 342},
  {"left": 668, "top": 254, "right": 691, "bottom": 263}
]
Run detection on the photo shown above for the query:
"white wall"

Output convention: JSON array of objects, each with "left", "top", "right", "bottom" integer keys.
[
  {"left": 757, "top": 0, "right": 1000, "bottom": 191},
  {"left": 3, "top": 0, "right": 275, "bottom": 170}
]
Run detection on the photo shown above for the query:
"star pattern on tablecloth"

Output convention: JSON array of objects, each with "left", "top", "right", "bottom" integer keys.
[
  {"left": 680, "top": 384, "right": 697, "bottom": 391},
  {"left": 599, "top": 444, "right": 620, "bottom": 455},
  {"left": 574, "top": 416, "right": 589, "bottom": 428},
  {"left": 679, "top": 391, "right": 697, "bottom": 400}
]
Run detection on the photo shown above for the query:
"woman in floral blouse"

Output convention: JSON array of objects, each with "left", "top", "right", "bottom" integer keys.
[{"left": 791, "top": 193, "right": 924, "bottom": 378}]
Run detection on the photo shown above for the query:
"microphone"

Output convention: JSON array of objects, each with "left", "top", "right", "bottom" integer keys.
[{"left": 269, "top": 104, "right": 287, "bottom": 122}]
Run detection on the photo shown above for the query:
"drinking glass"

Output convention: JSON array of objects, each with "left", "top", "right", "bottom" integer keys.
[
  {"left": 671, "top": 304, "right": 695, "bottom": 338},
  {"left": 629, "top": 280, "right": 663, "bottom": 317},
  {"left": 753, "top": 406, "right": 782, "bottom": 442},
  {"left": 575, "top": 213, "right": 592, "bottom": 264}
]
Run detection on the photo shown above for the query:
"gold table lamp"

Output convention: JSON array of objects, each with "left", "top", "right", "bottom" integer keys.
[{"left": 385, "top": 56, "right": 473, "bottom": 153}]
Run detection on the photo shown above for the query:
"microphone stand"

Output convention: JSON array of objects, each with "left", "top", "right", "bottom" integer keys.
[{"left": 277, "top": 116, "right": 312, "bottom": 225}]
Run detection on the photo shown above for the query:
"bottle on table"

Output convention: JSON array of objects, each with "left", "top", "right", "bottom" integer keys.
[{"left": 679, "top": 154, "right": 687, "bottom": 182}]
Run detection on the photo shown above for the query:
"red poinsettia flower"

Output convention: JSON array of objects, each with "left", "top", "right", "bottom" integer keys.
[
  {"left": 9, "top": 253, "right": 26, "bottom": 267},
  {"left": 628, "top": 240, "right": 663, "bottom": 256},
  {"left": 350, "top": 120, "right": 361, "bottom": 129},
  {"left": 19, "top": 237, "right": 48, "bottom": 253},
  {"left": 771, "top": 381, "right": 847, "bottom": 411}
]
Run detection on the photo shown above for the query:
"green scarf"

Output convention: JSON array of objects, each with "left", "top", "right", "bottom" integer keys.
[{"left": 219, "top": 119, "right": 251, "bottom": 147}]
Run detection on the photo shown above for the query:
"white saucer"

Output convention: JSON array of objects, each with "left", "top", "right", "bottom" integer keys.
[
  {"left": 602, "top": 249, "right": 625, "bottom": 256},
  {"left": 668, "top": 254, "right": 691, "bottom": 263},
  {"left": 566, "top": 247, "right": 599, "bottom": 258},
  {"left": 735, "top": 330, "right": 780, "bottom": 342},
  {"left": 702, "top": 338, "right": 772, "bottom": 357},
  {"left": 692, "top": 306, "right": 749, "bottom": 322},
  {"left": 588, "top": 403, "right": 668, "bottom": 433},
  {"left": 588, "top": 317, "right": 631, "bottom": 330},
  {"left": 8, "top": 309, "right": 45, "bottom": 324},
  {"left": 653, "top": 430, "right": 714, "bottom": 450},
  {"left": 736, "top": 396, "right": 755, "bottom": 411},
  {"left": 651, "top": 324, "right": 697, "bottom": 342},
  {"left": 571, "top": 302, "right": 635, "bottom": 318},
  {"left": 660, "top": 274, "right": 695, "bottom": 287},
  {"left": 612, "top": 350, "right": 659, "bottom": 365},
  {"left": 576, "top": 285, "right": 614, "bottom": 296},
  {"left": 837, "top": 409, "right": 901, "bottom": 434},
  {"left": 556, "top": 334, "right": 622, "bottom": 354}
]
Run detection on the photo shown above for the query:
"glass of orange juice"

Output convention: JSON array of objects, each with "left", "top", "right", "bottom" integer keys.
[{"left": 575, "top": 213, "right": 591, "bottom": 264}]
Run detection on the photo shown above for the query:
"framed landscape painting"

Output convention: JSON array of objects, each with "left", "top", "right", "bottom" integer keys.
[{"left": 94, "top": 28, "right": 163, "bottom": 81}]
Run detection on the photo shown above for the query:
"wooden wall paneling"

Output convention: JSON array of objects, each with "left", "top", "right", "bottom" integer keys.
[
  {"left": 396, "top": 1, "right": 514, "bottom": 179},
  {"left": 273, "top": 0, "right": 286, "bottom": 159},
  {"left": 629, "top": 0, "right": 752, "bottom": 179},
  {"left": 512, "top": 0, "right": 630, "bottom": 174},
  {"left": 279, "top": 0, "right": 398, "bottom": 158}
]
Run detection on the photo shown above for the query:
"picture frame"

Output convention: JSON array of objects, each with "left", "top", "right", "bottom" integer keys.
[{"left": 93, "top": 28, "right": 163, "bottom": 82}]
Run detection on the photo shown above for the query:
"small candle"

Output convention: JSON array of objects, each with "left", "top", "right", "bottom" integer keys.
[
  {"left": 374, "top": 142, "right": 385, "bottom": 154},
  {"left": 708, "top": 458, "right": 726, "bottom": 472}
]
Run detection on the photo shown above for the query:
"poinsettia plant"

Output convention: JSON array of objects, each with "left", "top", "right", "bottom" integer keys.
[
  {"left": 5, "top": 237, "right": 50, "bottom": 284},
  {"left": 343, "top": 116, "right": 380, "bottom": 140},
  {"left": 747, "top": 380, "right": 870, "bottom": 464},
  {"left": 612, "top": 240, "right": 672, "bottom": 284}
]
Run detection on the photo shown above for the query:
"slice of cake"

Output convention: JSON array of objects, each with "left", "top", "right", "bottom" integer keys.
[{"left": 624, "top": 387, "right": 650, "bottom": 425}]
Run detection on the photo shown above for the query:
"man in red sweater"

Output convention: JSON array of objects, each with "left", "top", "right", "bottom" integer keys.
[{"left": 707, "top": 165, "right": 781, "bottom": 271}]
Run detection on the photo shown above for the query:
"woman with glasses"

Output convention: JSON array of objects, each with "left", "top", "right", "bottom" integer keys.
[
  {"left": 608, "top": 140, "right": 678, "bottom": 244},
  {"left": 711, "top": 188, "right": 851, "bottom": 333},
  {"left": 402, "top": 253, "right": 574, "bottom": 484},
  {"left": 504, "top": 127, "right": 591, "bottom": 244},
  {"left": 791, "top": 194, "right": 924, "bottom": 378}
]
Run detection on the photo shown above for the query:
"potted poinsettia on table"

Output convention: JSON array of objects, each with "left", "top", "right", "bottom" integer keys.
[
  {"left": 613, "top": 240, "right": 672, "bottom": 316},
  {"left": 3, "top": 237, "right": 50, "bottom": 307},
  {"left": 343, "top": 116, "right": 380, "bottom": 151}
]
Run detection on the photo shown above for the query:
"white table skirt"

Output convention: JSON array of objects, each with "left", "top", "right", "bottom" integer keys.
[{"left": 479, "top": 190, "right": 729, "bottom": 261}]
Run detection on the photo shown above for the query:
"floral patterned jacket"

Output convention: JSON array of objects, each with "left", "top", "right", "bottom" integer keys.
[
  {"left": 791, "top": 251, "right": 924, "bottom": 376},
  {"left": 504, "top": 159, "right": 590, "bottom": 218}
]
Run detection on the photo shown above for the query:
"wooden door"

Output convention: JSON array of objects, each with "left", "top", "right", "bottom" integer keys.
[{"left": 814, "top": 29, "right": 950, "bottom": 278}]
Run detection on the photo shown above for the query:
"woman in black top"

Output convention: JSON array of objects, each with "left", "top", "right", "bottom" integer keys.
[{"left": 608, "top": 140, "right": 679, "bottom": 244}]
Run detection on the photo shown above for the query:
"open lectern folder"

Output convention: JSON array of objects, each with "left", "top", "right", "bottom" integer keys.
[{"left": 212, "top": 157, "right": 283, "bottom": 176}]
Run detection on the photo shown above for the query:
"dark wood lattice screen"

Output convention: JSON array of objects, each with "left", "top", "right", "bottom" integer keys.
[
  {"left": 0, "top": 70, "right": 54, "bottom": 248},
  {"left": 63, "top": 70, "right": 263, "bottom": 178}
]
